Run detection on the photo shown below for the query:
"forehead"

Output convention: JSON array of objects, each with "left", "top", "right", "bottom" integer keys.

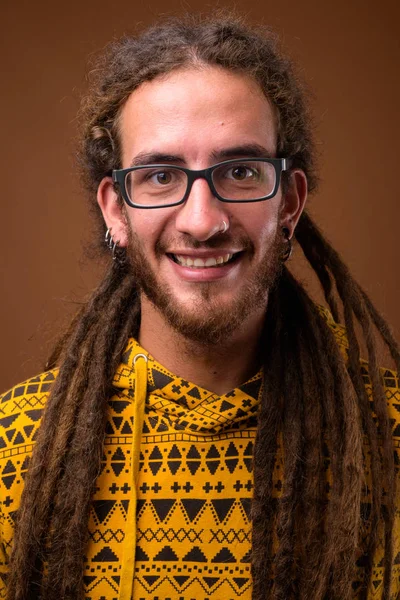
[{"left": 118, "top": 66, "right": 277, "bottom": 166}]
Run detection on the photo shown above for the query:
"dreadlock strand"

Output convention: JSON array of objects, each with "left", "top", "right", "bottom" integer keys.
[
  {"left": 38, "top": 265, "right": 131, "bottom": 521},
  {"left": 57, "top": 287, "right": 140, "bottom": 596},
  {"left": 356, "top": 286, "right": 400, "bottom": 596},
  {"left": 251, "top": 285, "right": 285, "bottom": 599},
  {"left": 306, "top": 283, "right": 363, "bottom": 598},
  {"left": 7, "top": 263, "right": 133, "bottom": 600},
  {"left": 350, "top": 296, "right": 396, "bottom": 598},
  {"left": 296, "top": 346, "right": 329, "bottom": 600},
  {"left": 57, "top": 297, "right": 140, "bottom": 599},
  {"left": 8, "top": 336, "right": 98, "bottom": 600},
  {"left": 285, "top": 280, "right": 339, "bottom": 599},
  {"left": 284, "top": 270, "right": 361, "bottom": 599},
  {"left": 327, "top": 309, "right": 363, "bottom": 598},
  {"left": 296, "top": 212, "right": 393, "bottom": 592},
  {"left": 44, "top": 276, "right": 139, "bottom": 598},
  {"left": 315, "top": 286, "right": 379, "bottom": 591},
  {"left": 342, "top": 295, "right": 381, "bottom": 587},
  {"left": 9, "top": 272, "right": 126, "bottom": 598},
  {"left": 272, "top": 275, "right": 309, "bottom": 599},
  {"left": 300, "top": 243, "right": 340, "bottom": 323},
  {"left": 277, "top": 273, "right": 328, "bottom": 598}
]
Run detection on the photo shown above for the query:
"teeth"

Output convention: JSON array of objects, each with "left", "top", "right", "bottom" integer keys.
[
  {"left": 204, "top": 258, "right": 217, "bottom": 267},
  {"left": 174, "top": 253, "right": 233, "bottom": 268},
  {"left": 194, "top": 258, "right": 206, "bottom": 267}
]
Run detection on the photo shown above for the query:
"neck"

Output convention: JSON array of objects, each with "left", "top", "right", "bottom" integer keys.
[{"left": 138, "top": 297, "right": 266, "bottom": 395}]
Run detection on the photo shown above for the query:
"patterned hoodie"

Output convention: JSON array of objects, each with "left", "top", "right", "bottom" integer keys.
[{"left": 0, "top": 309, "right": 399, "bottom": 599}]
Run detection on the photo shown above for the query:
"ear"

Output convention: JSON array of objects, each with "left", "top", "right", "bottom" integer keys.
[
  {"left": 97, "top": 177, "right": 129, "bottom": 248},
  {"left": 279, "top": 169, "right": 308, "bottom": 238}
]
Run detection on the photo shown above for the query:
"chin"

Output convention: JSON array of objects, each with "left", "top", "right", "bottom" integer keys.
[{"left": 154, "top": 286, "right": 264, "bottom": 346}]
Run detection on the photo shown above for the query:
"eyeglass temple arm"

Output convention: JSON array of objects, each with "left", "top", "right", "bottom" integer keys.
[{"left": 282, "top": 158, "right": 293, "bottom": 171}]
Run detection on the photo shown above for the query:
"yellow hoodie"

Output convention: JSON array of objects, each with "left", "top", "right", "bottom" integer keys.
[{"left": 0, "top": 310, "right": 399, "bottom": 599}]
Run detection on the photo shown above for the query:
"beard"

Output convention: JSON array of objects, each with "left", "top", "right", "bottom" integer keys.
[{"left": 126, "top": 228, "right": 284, "bottom": 346}]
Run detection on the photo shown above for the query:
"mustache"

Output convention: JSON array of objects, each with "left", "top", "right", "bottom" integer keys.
[{"left": 155, "top": 233, "right": 255, "bottom": 254}]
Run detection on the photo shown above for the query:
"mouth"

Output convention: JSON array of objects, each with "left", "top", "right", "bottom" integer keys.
[{"left": 168, "top": 252, "right": 241, "bottom": 268}]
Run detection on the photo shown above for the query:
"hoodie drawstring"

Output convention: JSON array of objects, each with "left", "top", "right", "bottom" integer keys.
[{"left": 118, "top": 353, "right": 148, "bottom": 600}]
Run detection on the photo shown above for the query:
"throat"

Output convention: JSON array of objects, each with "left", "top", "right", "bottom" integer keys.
[{"left": 138, "top": 296, "right": 265, "bottom": 396}]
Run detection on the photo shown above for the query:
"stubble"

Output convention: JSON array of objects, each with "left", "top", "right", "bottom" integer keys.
[{"left": 126, "top": 229, "right": 284, "bottom": 345}]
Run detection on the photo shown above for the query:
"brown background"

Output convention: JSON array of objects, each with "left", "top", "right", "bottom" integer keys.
[{"left": 1, "top": 0, "right": 399, "bottom": 392}]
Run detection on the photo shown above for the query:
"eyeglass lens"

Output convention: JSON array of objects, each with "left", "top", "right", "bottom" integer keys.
[{"left": 124, "top": 160, "right": 277, "bottom": 206}]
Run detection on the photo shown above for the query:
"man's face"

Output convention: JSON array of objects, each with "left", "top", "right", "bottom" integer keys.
[{"left": 100, "top": 67, "right": 305, "bottom": 343}]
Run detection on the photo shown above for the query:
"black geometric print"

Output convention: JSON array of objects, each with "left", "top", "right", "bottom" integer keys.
[{"left": 0, "top": 309, "right": 399, "bottom": 599}]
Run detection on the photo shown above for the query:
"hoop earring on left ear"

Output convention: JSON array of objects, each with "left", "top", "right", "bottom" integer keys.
[
  {"left": 105, "top": 227, "right": 114, "bottom": 250},
  {"left": 282, "top": 227, "right": 293, "bottom": 262}
]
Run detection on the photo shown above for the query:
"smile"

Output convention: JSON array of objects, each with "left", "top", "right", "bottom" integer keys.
[{"left": 170, "top": 253, "right": 236, "bottom": 268}]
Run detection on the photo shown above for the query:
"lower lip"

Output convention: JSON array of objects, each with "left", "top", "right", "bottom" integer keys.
[{"left": 167, "top": 255, "right": 241, "bottom": 282}]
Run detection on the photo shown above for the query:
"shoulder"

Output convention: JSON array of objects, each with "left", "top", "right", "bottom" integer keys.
[
  {"left": 0, "top": 370, "right": 57, "bottom": 456},
  {"left": 318, "top": 304, "right": 400, "bottom": 443},
  {"left": 0, "top": 371, "right": 57, "bottom": 570}
]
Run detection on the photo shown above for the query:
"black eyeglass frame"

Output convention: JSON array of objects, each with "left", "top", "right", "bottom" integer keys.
[{"left": 112, "top": 157, "right": 292, "bottom": 209}]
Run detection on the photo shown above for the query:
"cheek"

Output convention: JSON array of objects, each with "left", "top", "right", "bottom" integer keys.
[
  {"left": 127, "top": 210, "right": 163, "bottom": 240},
  {"left": 236, "top": 205, "right": 280, "bottom": 247},
  {"left": 130, "top": 204, "right": 190, "bottom": 243}
]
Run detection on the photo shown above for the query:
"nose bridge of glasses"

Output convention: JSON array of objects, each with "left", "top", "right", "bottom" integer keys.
[
  {"left": 174, "top": 168, "right": 228, "bottom": 240},
  {"left": 184, "top": 166, "right": 218, "bottom": 202}
]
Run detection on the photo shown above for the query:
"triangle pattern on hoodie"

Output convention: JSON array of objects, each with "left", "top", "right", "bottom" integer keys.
[
  {"left": 0, "top": 307, "right": 399, "bottom": 599},
  {"left": 108, "top": 338, "right": 261, "bottom": 599},
  {"left": 0, "top": 338, "right": 262, "bottom": 600}
]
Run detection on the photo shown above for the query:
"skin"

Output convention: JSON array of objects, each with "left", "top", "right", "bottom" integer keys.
[{"left": 98, "top": 66, "right": 307, "bottom": 394}]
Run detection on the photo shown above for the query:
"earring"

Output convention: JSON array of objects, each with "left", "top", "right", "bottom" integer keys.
[
  {"left": 112, "top": 239, "right": 120, "bottom": 261},
  {"left": 105, "top": 227, "right": 113, "bottom": 250},
  {"left": 105, "top": 227, "right": 126, "bottom": 264},
  {"left": 282, "top": 227, "right": 293, "bottom": 262},
  {"left": 220, "top": 220, "right": 229, "bottom": 234},
  {"left": 112, "top": 239, "right": 127, "bottom": 264}
]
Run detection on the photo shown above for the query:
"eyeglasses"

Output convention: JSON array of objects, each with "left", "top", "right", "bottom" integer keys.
[{"left": 112, "top": 157, "right": 291, "bottom": 209}]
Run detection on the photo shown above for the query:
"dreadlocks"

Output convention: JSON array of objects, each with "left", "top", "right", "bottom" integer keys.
[{"left": 6, "top": 12, "right": 399, "bottom": 600}]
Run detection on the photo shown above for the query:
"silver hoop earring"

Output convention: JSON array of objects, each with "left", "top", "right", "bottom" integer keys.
[
  {"left": 105, "top": 227, "right": 113, "bottom": 249},
  {"left": 105, "top": 226, "right": 126, "bottom": 264},
  {"left": 112, "top": 239, "right": 120, "bottom": 261},
  {"left": 111, "top": 239, "right": 127, "bottom": 265}
]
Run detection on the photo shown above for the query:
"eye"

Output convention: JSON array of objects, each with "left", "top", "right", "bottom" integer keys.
[
  {"left": 150, "top": 170, "right": 173, "bottom": 185},
  {"left": 227, "top": 165, "right": 258, "bottom": 181}
]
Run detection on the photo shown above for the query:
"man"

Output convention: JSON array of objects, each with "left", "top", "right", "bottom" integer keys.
[{"left": 0, "top": 14, "right": 399, "bottom": 600}]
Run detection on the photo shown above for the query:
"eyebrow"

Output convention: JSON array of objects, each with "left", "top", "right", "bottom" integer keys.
[
  {"left": 129, "top": 152, "right": 184, "bottom": 167},
  {"left": 211, "top": 144, "right": 274, "bottom": 161},
  {"left": 129, "top": 144, "right": 274, "bottom": 167}
]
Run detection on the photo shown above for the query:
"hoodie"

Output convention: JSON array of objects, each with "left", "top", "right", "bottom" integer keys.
[{"left": 0, "top": 309, "right": 399, "bottom": 599}]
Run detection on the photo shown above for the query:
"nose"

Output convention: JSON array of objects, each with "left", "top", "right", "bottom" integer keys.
[{"left": 174, "top": 178, "right": 230, "bottom": 242}]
